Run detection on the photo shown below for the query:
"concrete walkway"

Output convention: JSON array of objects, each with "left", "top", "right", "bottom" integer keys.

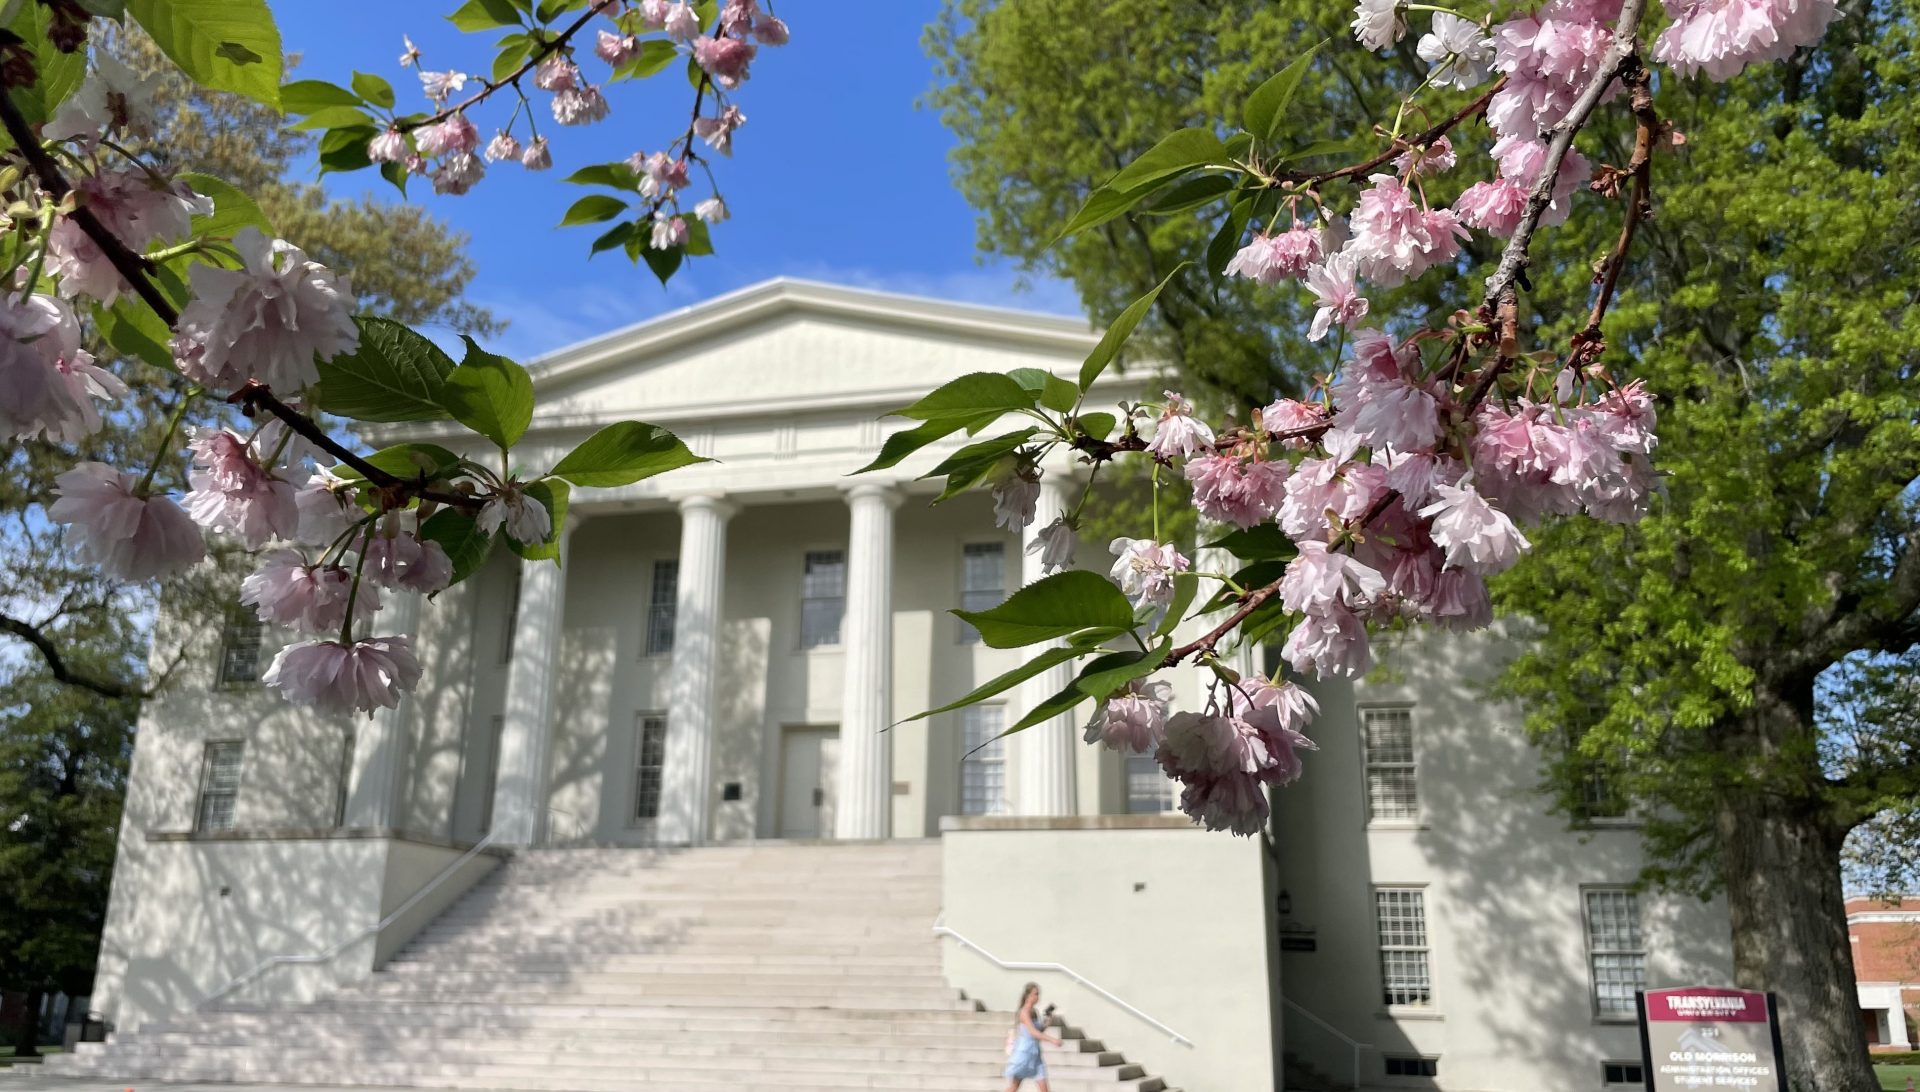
[{"left": 1, "top": 1078, "right": 384, "bottom": 1092}]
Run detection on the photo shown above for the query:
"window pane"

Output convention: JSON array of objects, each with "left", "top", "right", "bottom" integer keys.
[
  {"left": 959, "top": 543, "right": 1004, "bottom": 644},
  {"left": 633, "top": 714, "right": 668, "bottom": 821},
  {"left": 1375, "top": 888, "right": 1432, "bottom": 1007},
  {"left": 960, "top": 705, "right": 1006, "bottom": 816},
  {"left": 801, "top": 550, "right": 846, "bottom": 648},
  {"left": 1585, "top": 889, "right": 1646, "bottom": 1017},
  {"left": 197, "top": 741, "right": 243, "bottom": 832},
  {"left": 1363, "top": 707, "right": 1418, "bottom": 820},
  {"left": 647, "top": 560, "right": 679, "bottom": 657},
  {"left": 217, "top": 609, "right": 263, "bottom": 687},
  {"left": 1126, "top": 754, "right": 1174, "bottom": 814}
]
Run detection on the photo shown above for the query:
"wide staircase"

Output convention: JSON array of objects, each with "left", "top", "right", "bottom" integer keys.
[{"left": 49, "top": 842, "right": 1173, "bottom": 1090}]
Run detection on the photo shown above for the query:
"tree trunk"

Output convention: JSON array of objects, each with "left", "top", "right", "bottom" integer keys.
[
  {"left": 12, "top": 987, "right": 42, "bottom": 1058},
  {"left": 1718, "top": 790, "right": 1877, "bottom": 1092}
]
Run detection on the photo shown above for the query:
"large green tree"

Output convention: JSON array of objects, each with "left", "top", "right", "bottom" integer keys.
[
  {"left": 0, "top": 29, "right": 497, "bottom": 1053},
  {"left": 929, "top": 2, "right": 1917, "bottom": 1089}
]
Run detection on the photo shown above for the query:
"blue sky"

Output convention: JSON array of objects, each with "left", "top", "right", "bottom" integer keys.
[{"left": 272, "top": 2, "right": 1079, "bottom": 361}]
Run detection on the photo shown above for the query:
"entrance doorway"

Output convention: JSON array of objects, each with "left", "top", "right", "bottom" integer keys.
[{"left": 778, "top": 726, "right": 839, "bottom": 838}]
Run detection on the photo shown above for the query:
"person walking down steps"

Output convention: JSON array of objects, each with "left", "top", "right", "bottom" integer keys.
[{"left": 1003, "top": 982, "right": 1063, "bottom": 1091}]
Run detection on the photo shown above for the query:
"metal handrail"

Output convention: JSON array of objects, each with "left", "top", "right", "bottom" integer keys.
[
  {"left": 931, "top": 919, "right": 1195, "bottom": 1048},
  {"left": 196, "top": 830, "right": 500, "bottom": 1010},
  {"left": 1282, "top": 996, "right": 1373, "bottom": 1089}
]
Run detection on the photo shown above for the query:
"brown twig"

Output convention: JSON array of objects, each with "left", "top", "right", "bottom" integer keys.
[
  {"left": 398, "top": 1, "right": 617, "bottom": 132},
  {"left": 1575, "top": 56, "right": 1658, "bottom": 357},
  {"left": 0, "top": 611, "right": 150, "bottom": 699},
  {"left": 0, "top": 92, "right": 481, "bottom": 508}
]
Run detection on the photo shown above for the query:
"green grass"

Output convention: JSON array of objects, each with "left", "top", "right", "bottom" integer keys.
[
  {"left": 1878, "top": 1063, "right": 1920, "bottom": 1092},
  {"left": 0, "top": 1044, "right": 64, "bottom": 1068}
]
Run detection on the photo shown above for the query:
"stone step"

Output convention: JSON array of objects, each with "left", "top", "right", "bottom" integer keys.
[
  {"left": 175, "top": 1008, "right": 1040, "bottom": 1037},
  {"left": 75, "top": 1041, "right": 1133, "bottom": 1070},
  {"left": 46, "top": 1064, "right": 1165, "bottom": 1092},
  {"left": 380, "top": 951, "right": 946, "bottom": 971},
  {"left": 359, "top": 969, "right": 958, "bottom": 990},
  {"left": 107, "top": 1028, "right": 1114, "bottom": 1058}
]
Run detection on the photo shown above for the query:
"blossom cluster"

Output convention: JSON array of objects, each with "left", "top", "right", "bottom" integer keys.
[{"left": 377, "top": 0, "right": 788, "bottom": 205}]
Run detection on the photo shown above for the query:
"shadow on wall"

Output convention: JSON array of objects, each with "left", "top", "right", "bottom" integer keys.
[{"left": 713, "top": 617, "right": 771, "bottom": 841}]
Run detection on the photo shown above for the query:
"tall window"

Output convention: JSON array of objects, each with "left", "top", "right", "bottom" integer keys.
[
  {"left": 632, "top": 713, "right": 669, "bottom": 822},
  {"left": 196, "top": 741, "right": 244, "bottom": 832},
  {"left": 1374, "top": 887, "right": 1432, "bottom": 1007},
  {"left": 960, "top": 704, "right": 1007, "bottom": 816},
  {"left": 1565, "top": 723, "right": 1630, "bottom": 821},
  {"left": 499, "top": 569, "right": 521, "bottom": 664},
  {"left": 800, "top": 549, "right": 846, "bottom": 648},
  {"left": 1126, "top": 754, "right": 1175, "bottom": 814},
  {"left": 216, "top": 607, "right": 263, "bottom": 687},
  {"left": 1362, "top": 706, "right": 1418, "bottom": 821},
  {"left": 1584, "top": 888, "right": 1646, "bottom": 1018},
  {"left": 646, "top": 560, "right": 679, "bottom": 657},
  {"left": 959, "top": 542, "right": 1005, "bottom": 643}
]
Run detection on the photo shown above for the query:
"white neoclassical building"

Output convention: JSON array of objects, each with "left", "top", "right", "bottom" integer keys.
[{"left": 83, "top": 280, "right": 1738, "bottom": 1092}]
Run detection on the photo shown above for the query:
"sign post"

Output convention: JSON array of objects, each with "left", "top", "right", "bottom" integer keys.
[{"left": 1638, "top": 986, "right": 1787, "bottom": 1091}]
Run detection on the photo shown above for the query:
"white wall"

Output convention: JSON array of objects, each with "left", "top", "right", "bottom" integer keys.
[
  {"left": 940, "top": 818, "right": 1280, "bottom": 1092},
  {"left": 1273, "top": 627, "right": 1734, "bottom": 1091}
]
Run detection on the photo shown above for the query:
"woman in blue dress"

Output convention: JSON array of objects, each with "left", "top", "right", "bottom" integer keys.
[{"left": 1003, "top": 982, "right": 1062, "bottom": 1091}]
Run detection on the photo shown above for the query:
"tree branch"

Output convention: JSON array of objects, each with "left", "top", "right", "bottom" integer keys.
[
  {"left": 0, "top": 612, "right": 149, "bottom": 700},
  {"left": 398, "top": 1, "right": 616, "bottom": 132},
  {"left": 1278, "top": 77, "right": 1507, "bottom": 189},
  {"left": 1575, "top": 55, "right": 1658, "bottom": 356}
]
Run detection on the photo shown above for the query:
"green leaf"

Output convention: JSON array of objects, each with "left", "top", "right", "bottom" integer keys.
[
  {"left": 565, "top": 162, "right": 641, "bottom": 189},
  {"left": 317, "top": 125, "right": 377, "bottom": 174},
  {"left": 1073, "top": 412, "right": 1118, "bottom": 442},
  {"left": 6, "top": 3, "right": 85, "bottom": 126},
  {"left": 449, "top": 0, "right": 522, "bottom": 30},
  {"left": 854, "top": 419, "right": 966, "bottom": 475},
  {"left": 1080, "top": 263, "right": 1187, "bottom": 389},
  {"left": 1009, "top": 367, "right": 1079, "bottom": 414},
  {"left": 444, "top": 337, "right": 536, "bottom": 451},
  {"left": 897, "top": 372, "right": 1037, "bottom": 424},
  {"left": 640, "top": 244, "right": 683, "bottom": 284},
  {"left": 1006, "top": 677, "right": 1096, "bottom": 735},
  {"left": 280, "top": 78, "right": 361, "bottom": 113},
  {"left": 93, "top": 299, "right": 173, "bottom": 370},
  {"left": 549, "top": 422, "right": 706, "bottom": 488},
  {"left": 1277, "top": 135, "right": 1373, "bottom": 163},
  {"left": 589, "top": 221, "right": 636, "bottom": 255},
  {"left": 1242, "top": 41, "right": 1326, "bottom": 143},
  {"left": 1104, "top": 127, "right": 1229, "bottom": 195},
  {"left": 683, "top": 218, "right": 714, "bottom": 257},
  {"left": 897, "top": 646, "right": 1087, "bottom": 725},
  {"left": 178, "top": 172, "right": 274, "bottom": 239},
  {"left": 1202, "top": 524, "right": 1299, "bottom": 562},
  {"left": 492, "top": 34, "right": 534, "bottom": 83},
  {"left": 288, "top": 104, "right": 374, "bottom": 131},
  {"left": 1207, "top": 197, "right": 1254, "bottom": 278},
  {"left": 379, "top": 159, "right": 410, "bottom": 197},
  {"left": 1153, "top": 572, "right": 1202, "bottom": 639},
  {"left": 126, "top": 0, "right": 282, "bottom": 107},
  {"left": 1055, "top": 181, "right": 1160, "bottom": 241},
  {"left": 1238, "top": 596, "right": 1293, "bottom": 648},
  {"left": 508, "top": 479, "right": 569, "bottom": 562},
  {"left": 1074, "top": 643, "right": 1170, "bottom": 701},
  {"left": 953, "top": 570, "right": 1136, "bottom": 650},
  {"left": 1142, "top": 174, "right": 1235, "bottom": 216},
  {"left": 334, "top": 442, "right": 464, "bottom": 482},
  {"left": 559, "top": 194, "right": 628, "bottom": 227},
  {"left": 611, "top": 39, "right": 678, "bottom": 81},
  {"left": 350, "top": 70, "right": 395, "bottom": 109},
  {"left": 312, "top": 317, "right": 457, "bottom": 423},
  {"left": 929, "top": 429, "right": 1038, "bottom": 502},
  {"left": 419, "top": 509, "right": 497, "bottom": 588}
]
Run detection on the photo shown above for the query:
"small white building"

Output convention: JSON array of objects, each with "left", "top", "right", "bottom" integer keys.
[{"left": 88, "top": 280, "right": 1734, "bottom": 1092}]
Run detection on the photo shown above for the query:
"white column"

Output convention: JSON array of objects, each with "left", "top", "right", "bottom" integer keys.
[
  {"left": 835, "top": 483, "right": 900, "bottom": 840},
  {"left": 1014, "top": 474, "right": 1078, "bottom": 815},
  {"left": 489, "top": 523, "right": 575, "bottom": 847},
  {"left": 659, "top": 494, "right": 736, "bottom": 845},
  {"left": 341, "top": 589, "right": 421, "bottom": 830}
]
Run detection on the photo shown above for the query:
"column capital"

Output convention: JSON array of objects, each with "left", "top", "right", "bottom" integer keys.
[
  {"left": 843, "top": 480, "right": 904, "bottom": 509},
  {"left": 676, "top": 492, "right": 740, "bottom": 520}
]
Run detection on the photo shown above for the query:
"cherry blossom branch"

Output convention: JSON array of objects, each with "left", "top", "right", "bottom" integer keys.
[
  {"left": 1277, "top": 77, "right": 1508, "bottom": 189},
  {"left": 1169, "top": 582, "right": 1280, "bottom": 665},
  {"left": 0, "top": 92, "right": 481, "bottom": 509},
  {"left": 398, "top": 0, "right": 616, "bottom": 132},
  {"left": 1480, "top": 0, "right": 1650, "bottom": 313},
  {"left": 1576, "top": 57, "right": 1658, "bottom": 356}
]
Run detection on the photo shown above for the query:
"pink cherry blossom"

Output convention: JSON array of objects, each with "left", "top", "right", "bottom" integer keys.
[
  {"left": 1393, "top": 135, "right": 1457, "bottom": 176},
  {"left": 1280, "top": 539, "right": 1389, "bottom": 618},
  {"left": 1452, "top": 177, "right": 1531, "bottom": 238},
  {"left": 1580, "top": 452, "right": 1656, "bottom": 524},
  {"left": 694, "top": 105, "right": 747, "bottom": 154},
  {"left": 1592, "top": 379, "right": 1658, "bottom": 454},
  {"left": 633, "top": 151, "right": 692, "bottom": 198},
  {"left": 363, "top": 521, "right": 454, "bottom": 595},
  {"left": 1083, "top": 677, "right": 1173, "bottom": 754},
  {"left": 649, "top": 214, "right": 691, "bottom": 250},
  {"left": 483, "top": 131, "right": 521, "bottom": 162},
  {"left": 1224, "top": 227, "right": 1322, "bottom": 285},
  {"left": 1376, "top": 449, "right": 1462, "bottom": 509},
  {"left": 551, "top": 85, "right": 611, "bottom": 126},
  {"left": 1261, "top": 398, "right": 1327, "bottom": 446},
  {"left": 415, "top": 113, "right": 478, "bottom": 156},
  {"left": 1418, "top": 480, "right": 1532, "bottom": 573},
  {"left": 368, "top": 128, "right": 409, "bottom": 163},
  {"left": 596, "top": 30, "right": 641, "bottom": 66},
  {"left": 46, "top": 168, "right": 207, "bottom": 304},
  {"left": 1230, "top": 674, "right": 1321, "bottom": 737},
  {"left": 241, "top": 548, "right": 381, "bottom": 634},
  {"left": 1653, "top": 0, "right": 1835, "bottom": 81},
  {"left": 1425, "top": 567, "right": 1493, "bottom": 630},
  {"left": 1417, "top": 12, "right": 1495, "bottom": 90},
  {"left": 664, "top": 1, "right": 702, "bottom": 41},
  {"left": 1277, "top": 457, "right": 1390, "bottom": 539},
  {"left": 182, "top": 428, "right": 299, "bottom": 548},
  {"left": 692, "top": 36, "right": 757, "bottom": 89},
  {"left": 1109, "top": 537, "right": 1190, "bottom": 610},
  {"left": 44, "top": 49, "right": 157, "bottom": 145},
  {"left": 1351, "top": 0, "right": 1407, "bottom": 50},
  {"left": 1145, "top": 391, "right": 1215, "bottom": 459},
  {"left": 263, "top": 636, "right": 423, "bottom": 715},
  {"left": 1185, "top": 454, "right": 1289, "bottom": 529},
  {"left": 47, "top": 462, "right": 205, "bottom": 581},
  {"left": 695, "top": 196, "right": 729, "bottom": 223},
  {"left": 1281, "top": 605, "right": 1373, "bottom": 678},
  {"left": 1306, "top": 252, "right": 1369, "bottom": 341},
  {"left": 419, "top": 69, "right": 467, "bottom": 100},
  {"left": 1026, "top": 516, "right": 1076, "bottom": 573},
  {"left": 1488, "top": 8, "right": 1617, "bottom": 138},
  {"left": 753, "top": 15, "right": 791, "bottom": 45},
  {"left": 988, "top": 463, "right": 1040, "bottom": 531},
  {"left": 172, "top": 227, "right": 358, "bottom": 394},
  {"left": 720, "top": 0, "right": 759, "bottom": 36},
  {"left": 520, "top": 137, "right": 553, "bottom": 171},
  {"left": 431, "top": 152, "right": 485, "bottom": 196},
  {"left": 0, "top": 291, "right": 126, "bottom": 443},
  {"left": 639, "top": 0, "right": 671, "bottom": 27},
  {"left": 294, "top": 470, "right": 360, "bottom": 546},
  {"left": 532, "top": 56, "right": 580, "bottom": 92},
  {"left": 1175, "top": 769, "right": 1274, "bottom": 835},
  {"left": 476, "top": 486, "right": 554, "bottom": 547}
]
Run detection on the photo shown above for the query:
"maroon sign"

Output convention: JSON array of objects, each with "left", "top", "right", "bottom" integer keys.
[{"left": 1639, "top": 987, "right": 1787, "bottom": 1092}]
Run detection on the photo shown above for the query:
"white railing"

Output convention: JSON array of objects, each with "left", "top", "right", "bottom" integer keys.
[
  {"left": 1282, "top": 996, "right": 1372, "bottom": 1090},
  {"left": 196, "top": 831, "right": 500, "bottom": 1011},
  {"left": 931, "top": 919, "right": 1195, "bottom": 1048}
]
